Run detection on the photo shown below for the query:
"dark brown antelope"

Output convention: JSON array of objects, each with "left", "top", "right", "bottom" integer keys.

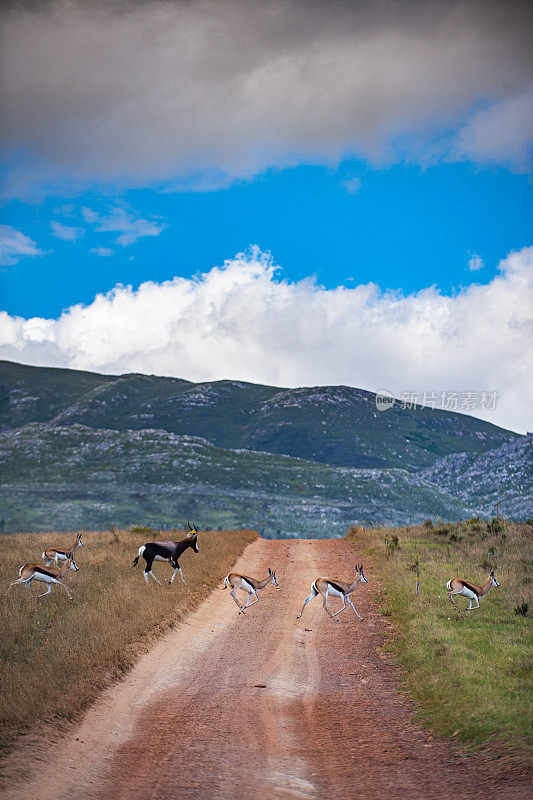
[
  {"left": 5, "top": 555, "right": 78, "bottom": 600},
  {"left": 446, "top": 569, "right": 500, "bottom": 611},
  {"left": 43, "top": 531, "right": 84, "bottom": 566},
  {"left": 223, "top": 568, "right": 279, "bottom": 613},
  {"left": 297, "top": 564, "right": 368, "bottom": 621},
  {"left": 132, "top": 523, "right": 199, "bottom": 585}
]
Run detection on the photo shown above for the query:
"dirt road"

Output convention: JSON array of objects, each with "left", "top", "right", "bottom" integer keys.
[{"left": 2, "top": 538, "right": 529, "bottom": 799}]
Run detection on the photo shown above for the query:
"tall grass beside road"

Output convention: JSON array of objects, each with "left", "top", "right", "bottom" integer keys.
[
  {"left": 348, "top": 519, "right": 533, "bottom": 767},
  {"left": 0, "top": 527, "right": 256, "bottom": 754}
]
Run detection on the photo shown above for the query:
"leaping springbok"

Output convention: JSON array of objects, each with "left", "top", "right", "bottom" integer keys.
[
  {"left": 447, "top": 569, "right": 500, "bottom": 611},
  {"left": 5, "top": 555, "right": 78, "bottom": 600},
  {"left": 297, "top": 564, "right": 368, "bottom": 621},
  {"left": 223, "top": 568, "right": 279, "bottom": 613},
  {"left": 43, "top": 531, "right": 84, "bottom": 566},
  {"left": 132, "top": 523, "right": 199, "bottom": 585}
]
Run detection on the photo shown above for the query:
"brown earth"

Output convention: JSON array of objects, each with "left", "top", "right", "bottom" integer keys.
[{"left": 1, "top": 538, "right": 530, "bottom": 800}]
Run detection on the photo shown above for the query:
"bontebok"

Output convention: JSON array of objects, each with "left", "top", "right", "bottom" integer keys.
[
  {"left": 223, "top": 568, "right": 279, "bottom": 613},
  {"left": 446, "top": 569, "right": 500, "bottom": 611},
  {"left": 297, "top": 564, "right": 368, "bottom": 621},
  {"left": 132, "top": 522, "right": 199, "bottom": 585},
  {"left": 5, "top": 555, "right": 78, "bottom": 600}
]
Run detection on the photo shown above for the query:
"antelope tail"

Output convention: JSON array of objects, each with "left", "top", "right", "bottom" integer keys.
[{"left": 132, "top": 545, "right": 145, "bottom": 567}]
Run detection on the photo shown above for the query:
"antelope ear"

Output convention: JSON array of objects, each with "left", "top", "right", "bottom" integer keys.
[{"left": 194, "top": 524, "right": 198, "bottom": 533}]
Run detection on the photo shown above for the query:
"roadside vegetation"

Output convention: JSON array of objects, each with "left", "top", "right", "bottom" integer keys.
[
  {"left": 348, "top": 518, "right": 533, "bottom": 766},
  {"left": 0, "top": 526, "right": 256, "bottom": 755}
]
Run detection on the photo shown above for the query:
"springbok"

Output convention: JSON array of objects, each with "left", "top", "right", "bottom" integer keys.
[
  {"left": 297, "top": 564, "right": 368, "bottom": 621},
  {"left": 5, "top": 555, "right": 78, "bottom": 600},
  {"left": 446, "top": 569, "right": 500, "bottom": 611},
  {"left": 223, "top": 568, "right": 279, "bottom": 613},
  {"left": 43, "top": 531, "right": 84, "bottom": 566},
  {"left": 132, "top": 523, "right": 199, "bottom": 585}
]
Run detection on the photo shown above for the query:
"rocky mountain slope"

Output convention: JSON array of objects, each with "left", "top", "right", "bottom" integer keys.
[
  {"left": 0, "top": 423, "right": 475, "bottom": 536},
  {"left": 0, "top": 360, "right": 517, "bottom": 470},
  {"left": 420, "top": 434, "right": 533, "bottom": 520},
  {"left": 0, "top": 360, "right": 529, "bottom": 535}
]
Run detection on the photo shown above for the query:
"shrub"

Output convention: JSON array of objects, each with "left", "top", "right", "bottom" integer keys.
[
  {"left": 466, "top": 516, "right": 482, "bottom": 532},
  {"left": 487, "top": 517, "right": 504, "bottom": 534},
  {"left": 514, "top": 601, "right": 529, "bottom": 617},
  {"left": 423, "top": 519, "right": 433, "bottom": 530},
  {"left": 386, "top": 534, "right": 400, "bottom": 555},
  {"left": 130, "top": 525, "right": 155, "bottom": 535}
]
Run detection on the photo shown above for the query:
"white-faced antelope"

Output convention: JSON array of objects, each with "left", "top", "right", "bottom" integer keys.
[
  {"left": 223, "top": 568, "right": 279, "bottom": 613},
  {"left": 297, "top": 564, "right": 368, "bottom": 621},
  {"left": 132, "top": 523, "right": 199, "bottom": 585},
  {"left": 43, "top": 531, "right": 84, "bottom": 566},
  {"left": 5, "top": 555, "right": 78, "bottom": 600},
  {"left": 446, "top": 569, "right": 500, "bottom": 611}
]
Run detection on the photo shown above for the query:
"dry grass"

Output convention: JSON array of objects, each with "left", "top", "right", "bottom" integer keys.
[
  {"left": 0, "top": 527, "right": 256, "bottom": 754},
  {"left": 348, "top": 519, "right": 533, "bottom": 766}
]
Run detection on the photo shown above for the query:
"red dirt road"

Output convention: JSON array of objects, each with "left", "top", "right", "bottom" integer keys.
[{"left": 3, "top": 538, "right": 530, "bottom": 799}]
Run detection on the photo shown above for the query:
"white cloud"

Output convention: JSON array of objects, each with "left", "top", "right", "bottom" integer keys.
[
  {"left": 1, "top": 1, "right": 532, "bottom": 196},
  {"left": 90, "top": 246, "right": 114, "bottom": 258},
  {"left": 0, "top": 245, "right": 531, "bottom": 433},
  {"left": 80, "top": 206, "right": 165, "bottom": 246},
  {"left": 468, "top": 254, "right": 484, "bottom": 271},
  {"left": 0, "top": 224, "right": 42, "bottom": 266},
  {"left": 54, "top": 203, "right": 75, "bottom": 216},
  {"left": 93, "top": 208, "right": 166, "bottom": 247},
  {"left": 81, "top": 207, "right": 99, "bottom": 224},
  {"left": 452, "top": 86, "right": 533, "bottom": 171},
  {"left": 50, "top": 220, "right": 85, "bottom": 241},
  {"left": 341, "top": 177, "right": 361, "bottom": 195}
]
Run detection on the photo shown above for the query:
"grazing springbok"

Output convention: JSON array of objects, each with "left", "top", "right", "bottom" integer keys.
[
  {"left": 43, "top": 531, "right": 84, "bottom": 566},
  {"left": 297, "top": 564, "right": 368, "bottom": 621},
  {"left": 223, "top": 568, "right": 279, "bottom": 613},
  {"left": 447, "top": 569, "right": 500, "bottom": 611},
  {"left": 5, "top": 555, "right": 78, "bottom": 600},
  {"left": 132, "top": 523, "right": 199, "bottom": 585}
]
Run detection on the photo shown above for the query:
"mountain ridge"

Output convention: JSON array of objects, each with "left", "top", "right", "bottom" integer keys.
[
  {"left": 0, "top": 360, "right": 529, "bottom": 535},
  {"left": 0, "top": 360, "right": 518, "bottom": 471}
]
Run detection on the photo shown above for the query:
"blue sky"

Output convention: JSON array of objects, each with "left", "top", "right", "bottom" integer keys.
[
  {"left": 0, "top": 1, "right": 532, "bottom": 432},
  {"left": 2, "top": 161, "right": 531, "bottom": 319}
]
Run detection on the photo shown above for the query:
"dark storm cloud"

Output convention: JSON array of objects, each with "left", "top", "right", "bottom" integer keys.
[{"left": 1, "top": 0, "right": 532, "bottom": 195}]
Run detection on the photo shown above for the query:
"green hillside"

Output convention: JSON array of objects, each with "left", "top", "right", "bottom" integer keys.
[
  {"left": 1, "top": 360, "right": 528, "bottom": 536},
  {"left": 0, "top": 423, "right": 473, "bottom": 536},
  {"left": 0, "top": 360, "right": 517, "bottom": 470}
]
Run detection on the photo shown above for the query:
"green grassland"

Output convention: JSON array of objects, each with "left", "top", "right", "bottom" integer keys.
[{"left": 348, "top": 519, "right": 533, "bottom": 765}]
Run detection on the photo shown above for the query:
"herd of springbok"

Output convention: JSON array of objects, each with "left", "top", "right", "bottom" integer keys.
[{"left": 4, "top": 525, "right": 500, "bottom": 617}]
